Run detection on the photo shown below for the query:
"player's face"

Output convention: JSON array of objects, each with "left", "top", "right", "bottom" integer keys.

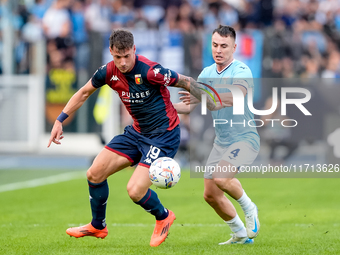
[
  {"left": 211, "top": 33, "right": 236, "bottom": 69},
  {"left": 110, "top": 45, "right": 136, "bottom": 73}
]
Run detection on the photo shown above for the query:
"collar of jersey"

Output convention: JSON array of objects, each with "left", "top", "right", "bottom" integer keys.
[{"left": 216, "top": 59, "right": 235, "bottom": 75}]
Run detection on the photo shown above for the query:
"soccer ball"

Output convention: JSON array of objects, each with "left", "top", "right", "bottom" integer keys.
[{"left": 149, "top": 157, "right": 181, "bottom": 189}]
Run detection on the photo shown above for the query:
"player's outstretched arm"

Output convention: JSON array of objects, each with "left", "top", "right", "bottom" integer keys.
[
  {"left": 173, "top": 102, "right": 190, "bottom": 114},
  {"left": 218, "top": 85, "right": 247, "bottom": 107},
  {"left": 178, "top": 91, "right": 200, "bottom": 105},
  {"left": 174, "top": 74, "right": 224, "bottom": 111},
  {"left": 47, "top": 80, "right": 97, "bottom": 147},
  {"left": 173, "top": 102, "right": 199, "bottom": 114},
  {"left": 173, "top": 91, "right": 199, "bottom": 114}
]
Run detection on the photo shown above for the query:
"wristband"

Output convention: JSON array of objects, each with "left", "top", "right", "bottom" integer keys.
[{"left": 57, "top": 111, "right": 69, "bottom": 123}]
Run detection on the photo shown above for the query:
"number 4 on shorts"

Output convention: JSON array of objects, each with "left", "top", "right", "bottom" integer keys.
[{"left": 230, "top": 149, "right": 240, "bottom": 158}]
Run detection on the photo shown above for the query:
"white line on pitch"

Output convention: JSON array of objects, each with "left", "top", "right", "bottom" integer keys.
[
  {"left": 67, "top": 223, "right": 226, "bottom": 227},
  {"left": 0, "top": 171, "right": 85, "bottom": 193},
  {"left": 112, "top": 223, "right": 226, "bottom": 227},
  {"left": 3, "top": 223, "right": 338, "bottom": 228}
]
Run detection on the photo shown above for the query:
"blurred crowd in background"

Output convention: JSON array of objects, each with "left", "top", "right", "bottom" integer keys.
[
  {"left": 1, "top": 0, "right": 340, "bottom": 78},
  {"left": 1, "top": 0, "right": 340, "bottom": 166}
]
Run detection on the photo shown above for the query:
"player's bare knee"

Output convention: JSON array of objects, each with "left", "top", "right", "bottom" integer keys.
[
  {"left": 86, "top": 170, "right": 96, "bottom": 182},
  {"left": 203, "top": 190, "right": 219, "bottom": 205},
  {"left": 127, "top": 183, "right": 144, "bottom": 202},
  {"left": 127, "top": 188, "right": 143, "bottom": 202},
  {"left": 213, "top": 177, "right": 233, "bottom": 190},
  {"left": 203, "top": 193, "right": 215, "bottom": 205},
  {"left": 87, "top": 169, "right": 104, "bottom": 183}
]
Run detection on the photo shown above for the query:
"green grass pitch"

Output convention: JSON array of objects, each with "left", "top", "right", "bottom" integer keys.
[{"left": 0, "top": 169, "right": 340, "bottom": 254}]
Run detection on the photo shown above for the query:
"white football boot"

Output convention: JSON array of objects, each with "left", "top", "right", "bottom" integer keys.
[
  {"left": 219, "top": 234, "right": 254, "bottom": 245},
  {"left": 245, "top": 203, "right": 260, "bottom": 239}
]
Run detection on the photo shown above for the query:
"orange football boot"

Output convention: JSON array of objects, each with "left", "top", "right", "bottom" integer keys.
[
  {"left": 66, "top": 223, "right": 108, "bottom": 239},
  {"left": 150, "top": 210, "right": 176, "bottom": 247}
]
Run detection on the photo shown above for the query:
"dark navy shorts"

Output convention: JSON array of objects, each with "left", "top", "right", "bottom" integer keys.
[{"left": 105, "top": 125, "right": 180, "bottom": 168}]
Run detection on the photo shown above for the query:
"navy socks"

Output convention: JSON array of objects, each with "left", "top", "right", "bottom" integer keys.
[
  {"left": 135, "top": 189, "right": 169, "bottom": 220},
  {"left": 88, "top": 181, "right": 168, "bottom": 230},
  {"left": 88, "top": 180, "right": 109, "bottom": 230}
]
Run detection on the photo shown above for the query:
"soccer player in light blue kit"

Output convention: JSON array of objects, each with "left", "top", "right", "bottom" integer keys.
[{"left": 177, "top": 25, "right": 260, "bottom": 245}]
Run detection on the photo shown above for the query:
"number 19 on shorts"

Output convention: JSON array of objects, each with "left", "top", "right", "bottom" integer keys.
[{"left": 146, "top": 145, "right": 161, "bottom": 160}]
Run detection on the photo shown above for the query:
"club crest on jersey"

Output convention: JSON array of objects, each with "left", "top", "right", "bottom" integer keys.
[{"left": 135, "top": 74, "right": 143, "bottom": 84}]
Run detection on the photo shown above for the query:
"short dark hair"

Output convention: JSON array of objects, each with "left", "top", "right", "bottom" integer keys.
[
  {"left": 109, "top": 29, "right": 134, "bottom": 51},
  {"left": 212, "top": 25, "right": 236, "bottom": 40}
]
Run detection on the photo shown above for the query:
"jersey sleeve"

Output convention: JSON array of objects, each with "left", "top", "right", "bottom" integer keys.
[
  {"left": 232, "top": 65, "right": 254, "bottom": 90},
  {"left": 91, "top": 65, "right": 107, "bottom": 88},
  {"left": 146, "top": 64, "right": 179, "bottom": 86}
]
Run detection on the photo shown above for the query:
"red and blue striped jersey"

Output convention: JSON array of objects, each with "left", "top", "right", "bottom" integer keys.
[{"left": 91, "top": 54, "right": 180, "bottom": 134}]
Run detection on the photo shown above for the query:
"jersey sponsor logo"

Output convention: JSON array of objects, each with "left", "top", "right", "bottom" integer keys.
[
  {"left": 121, "top": 90, "right": 150, "bottom": 99},
  {"left": 153, "top": 68, "right": 161, "bottom": 76},
  {"left": 110, "top": 75, "right": 119, "bottom": 81},
  {"left": 135, "top": 74, "right": 143, "bottom": 84}
]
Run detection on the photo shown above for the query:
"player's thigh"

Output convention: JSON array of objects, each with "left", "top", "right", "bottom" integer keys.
[
  {"left": 87, "top": 148, "right": 132, "bottom": 183},
  {"left": 204, "top": 143, "right": 225, "bottom": 179},
  {"left": 139, "top": 126, "right": 181, "bottom": 167},
  {"left": 105, "top": 126, "right": 143, "bottom": 166},
  {"left": 212, "top": 160, "right": 239, "bottom": 179},
  {"left": 126, "top": 165, "right": 152, "bottom": 201}
]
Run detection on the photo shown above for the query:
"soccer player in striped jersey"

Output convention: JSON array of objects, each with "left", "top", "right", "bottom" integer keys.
[{"left": 47, "top": 29, "right": 219, "bottom": 247}]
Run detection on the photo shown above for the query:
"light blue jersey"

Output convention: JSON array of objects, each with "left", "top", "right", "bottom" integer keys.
[{"left": 198, "top": 59, "right": 260, "bottom": 151}]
